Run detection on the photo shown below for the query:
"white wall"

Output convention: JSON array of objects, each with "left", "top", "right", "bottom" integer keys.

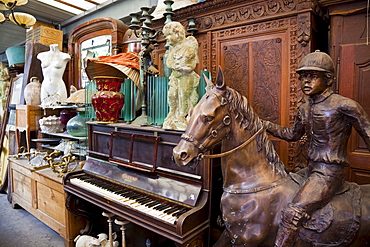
[{"left": 62, "top": 0, "right": 158, "bottom": 36}]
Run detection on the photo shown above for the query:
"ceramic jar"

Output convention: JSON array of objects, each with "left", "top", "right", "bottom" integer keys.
[
  {"left": 66, "top": 110, "right": 87, "bottom": 137},
  {"left": 24, "top": 77, "right": 41, "bottom": 105},
  {"left": 91, "top": 76, "right": 125, "bottom": 122},
  {"left": 59, "top": 108, "right": 77, "bottom": 126}
]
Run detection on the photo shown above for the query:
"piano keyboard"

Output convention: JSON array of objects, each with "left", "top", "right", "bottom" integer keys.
[{"left": 70, "top": 176, "right": 190, "bottom": 224}]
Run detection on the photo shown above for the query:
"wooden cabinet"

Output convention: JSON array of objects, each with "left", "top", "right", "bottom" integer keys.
[
  {"left": 9, "top": 158, "right": 85, "bottom": 247},
  {"left": 151, "top": 0, "right": 328, "bottom": 170},
  {"left": 323, "top": 0, "right": 370, "bottom": 184}
]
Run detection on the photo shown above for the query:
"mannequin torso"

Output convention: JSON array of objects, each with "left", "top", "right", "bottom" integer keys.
[{"left": 37, "top": 44, "right": 71, "bottom": 106}]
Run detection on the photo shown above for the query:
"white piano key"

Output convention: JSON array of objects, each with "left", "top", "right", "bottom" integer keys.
[{"left": 70, "top": 177, "right": 185, "bottom": 224}]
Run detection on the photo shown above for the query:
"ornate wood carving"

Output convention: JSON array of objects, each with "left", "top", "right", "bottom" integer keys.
[
  {"left": 222, "top": 43, "right": 249, "bottom": 97},
  {"left": 150, "top": 0, "right": 324, "bottom": 171},
  {"left": 171, "top": 0, "right": 297, "bottom": 28},
  {"left": 252, "top": 38, "right": 281, "bottom": 124}
]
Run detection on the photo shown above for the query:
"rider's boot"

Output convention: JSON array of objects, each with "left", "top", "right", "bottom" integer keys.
[{"left": 274, "top": 203, "right": 310, "bottom": 247}]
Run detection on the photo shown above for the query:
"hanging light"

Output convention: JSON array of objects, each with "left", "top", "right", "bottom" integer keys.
[
  {"left": 0, "top": 0, "right": 36, "bottom": 28},
  {"left": 1, "top": 0, "right": 28, "bottom": 9},
  {"left": 9, "top": 12, "right": 35, "bottom": 27},
  {"left": 0, "top": 12, "right": 5, "bottom": 22}
]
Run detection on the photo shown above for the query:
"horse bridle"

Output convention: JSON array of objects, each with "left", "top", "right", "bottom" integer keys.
[
  {"left": 181, "top": 114, "right": 231, "bottom": 151},
  {"left": 202, "top": 126, "right": 264, "bottom": 159},
  {"left": 180, "top": 89, "right": 264, "bottom": 159}
]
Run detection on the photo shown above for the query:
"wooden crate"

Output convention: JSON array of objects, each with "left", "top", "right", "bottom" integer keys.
[
  {"left": 26, "top": 26, "right": 63, "bottom": 50},
  {"left": 9, "top": 158, "right": 86, "bottom": 247}
]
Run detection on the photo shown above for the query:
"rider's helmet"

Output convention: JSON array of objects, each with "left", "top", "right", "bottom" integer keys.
[{"left": 296, "top": 50, "right": 334, "bottom": 74}]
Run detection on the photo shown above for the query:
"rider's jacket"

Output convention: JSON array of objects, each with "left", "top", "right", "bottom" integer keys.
[{"left": 264, "top": 88, "right": 370, "bottom": 166}]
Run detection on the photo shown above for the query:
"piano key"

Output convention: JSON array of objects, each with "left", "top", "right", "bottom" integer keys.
[
  {"left": 172, "top": 209, "right": 188, "bottom": 217},
  {"left": 69, "top": 177, "right": 189, "bottom": 224}
]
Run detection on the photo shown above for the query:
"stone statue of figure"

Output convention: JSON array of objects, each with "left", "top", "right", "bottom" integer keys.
[
  {"left": 162, "top": 21, "right": 200, "bottom": 131},
  {"left": 0, "top": 62, "right": 9, "bottom": 101},
  {"left": 0, "top": 62, "right": 10, "bottom": 119},
  {"left": 37, "top": 44, "right": 71, "bottom": 106},
  {"left": 263, "top": 51, "right": 370, "bottom": 247}
]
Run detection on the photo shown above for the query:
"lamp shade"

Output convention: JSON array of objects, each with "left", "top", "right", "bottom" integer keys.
[
  {"left": 9, "top": 12, "right": 36, "bottom": 27},
  {"left": 5, "top": 46, "right": 25, "bottom": 66},
  {"left": 0, "top": 12, "right": 5, "bottom": 22},
  {"left": 2, "top": 0, "right": 28, "bottom": 6},
  {"left": 0, "top": 3, "right": 8, "bottom": 10}
]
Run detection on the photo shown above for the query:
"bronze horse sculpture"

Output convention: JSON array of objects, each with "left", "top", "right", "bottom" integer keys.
[{"left": 173, "top": 68, "right": 370, "bottom": 246}]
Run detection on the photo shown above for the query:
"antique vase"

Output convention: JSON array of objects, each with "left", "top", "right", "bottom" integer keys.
[
  {"left": 91, "top": 76, "right": 125, "bottom": 122},
  {"left": 59, "top": 108, "right": 77, "bottom": 127},
  {"left": 24, "top": 77, "right": 42, "bottom": 105},
  {"left": 66, "top": 110, "right": 87, "bottom": 137}
]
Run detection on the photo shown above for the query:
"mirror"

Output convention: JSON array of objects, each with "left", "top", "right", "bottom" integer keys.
[
  {"left": 80, "top": 35, "right": 112, "bottom": 88},
  {"left": 68, "top": 17, "right": 129, "bottom": 91}
]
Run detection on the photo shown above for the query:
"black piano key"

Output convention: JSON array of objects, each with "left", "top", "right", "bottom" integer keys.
[
  {"left": 146, "top": 201, "right": 160, "bottom": 208},
  {"left": 172, "top": 209, "right": 188, "bottom": 217},
  {"left": 154, "top": 204, "right": 170, "bottom": 210},
  {"left": 117, "top": 190, "right": 131, "bottom": 195},
  {"left": 114, "top": 189, "right": 129, "bottom": 195},
  {"left": 152, "top": 204, "right": 165, "bottom": 210},
  {"left": 161, "top": 205, "right": 173, "bottom": 211},
  {"left": 164, "top": 207, "right": 179, "bottom": 214},
  {"left": 141, "top": 200, "right": 157, "bottom": 207},
  {"left": 137, "top": 198, "right": 152, "bottom": 204}
]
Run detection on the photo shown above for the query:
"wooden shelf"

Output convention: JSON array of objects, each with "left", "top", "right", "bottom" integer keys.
[
  {"left": 39, "top": 144, "right": 87, "bottom": 157},
  {"left": 40, "top": 132, "right": 87, "bottom": 141}
]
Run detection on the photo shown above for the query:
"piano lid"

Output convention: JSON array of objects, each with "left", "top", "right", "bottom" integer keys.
[{"left": 82, "top": 157, "right": 202, "bottom": 207}]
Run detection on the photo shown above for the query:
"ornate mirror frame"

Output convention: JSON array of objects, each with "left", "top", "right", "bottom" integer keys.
[{"left": 68, "top": 17, "right": 129, "bottom": 90}]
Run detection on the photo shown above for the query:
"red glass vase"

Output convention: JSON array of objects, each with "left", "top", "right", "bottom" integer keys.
[{"left": 92, "top": 76, "right": 125, "bottom": 122}]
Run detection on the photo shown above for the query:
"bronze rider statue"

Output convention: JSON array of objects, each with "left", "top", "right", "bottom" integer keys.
[{"left": 263, "top": 50, "right": 370, "bottom": 247}]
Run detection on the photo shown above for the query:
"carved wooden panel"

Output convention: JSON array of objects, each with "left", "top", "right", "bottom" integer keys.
[
  {"left": 252, "top": 38, "right": 282, "bottom": 124},
  {"left": 213, "top": 18, "right": 298, "bottom": 170},
  {"left": 218, "top": 36, "right": 284, "bottom": 124},
  {"left": 220, "top": 42, "right": 249, "bottom": 97}
]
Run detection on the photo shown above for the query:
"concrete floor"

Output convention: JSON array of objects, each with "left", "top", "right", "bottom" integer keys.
[{"left": 0, "top": 192, "right": 65, "bottom": 247}]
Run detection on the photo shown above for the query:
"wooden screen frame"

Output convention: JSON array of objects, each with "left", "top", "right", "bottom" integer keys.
[{"left": 67, "top": 17, "right": 129, "bottom": 91}]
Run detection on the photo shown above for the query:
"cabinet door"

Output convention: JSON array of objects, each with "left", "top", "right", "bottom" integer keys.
[
  {"left": 217, "top": 30, "right": 291, "bottom": 167},
  {"left": 339, "top": 44, "right": 370, "bottom": 184}
]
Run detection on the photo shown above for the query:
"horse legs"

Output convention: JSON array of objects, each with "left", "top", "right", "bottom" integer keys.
[{"left": 213, "top": 230, "right": 232, "bottom": 247}]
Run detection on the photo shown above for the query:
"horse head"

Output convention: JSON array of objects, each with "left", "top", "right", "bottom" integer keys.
[{"left": 173, "top": 67, "right": 234, "bottom": 167}]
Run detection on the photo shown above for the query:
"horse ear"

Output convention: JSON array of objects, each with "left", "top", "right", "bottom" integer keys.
[
  {"left": 203, "top": 72, "right": 213, "bottom": 87},
  {"left": 216, "top": 66, "right": 226, "bottom": 90}
]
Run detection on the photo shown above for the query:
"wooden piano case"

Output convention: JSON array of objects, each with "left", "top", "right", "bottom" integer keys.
[{"left": 64, "top": 122, "right": 223, "bottom": 246}]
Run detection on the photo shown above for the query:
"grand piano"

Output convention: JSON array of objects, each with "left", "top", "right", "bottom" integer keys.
[{"left": 63, "top": 122, "right": 223, "bottom": 246}]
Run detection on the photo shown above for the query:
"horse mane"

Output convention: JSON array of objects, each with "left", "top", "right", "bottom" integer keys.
[{"left": 225, "top": 86, "right": 288, "bottom": 176}]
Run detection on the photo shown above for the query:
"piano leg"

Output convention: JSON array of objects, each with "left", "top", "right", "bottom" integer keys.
[
  {"left": 102, "top": 212, "right": 116, "bottom": 247},
  {"left": 65, "top": 194, "right": 103, "bottom": 235},
  {"left": 115, "top": 219, "right": 130, "bottom": 247}
]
